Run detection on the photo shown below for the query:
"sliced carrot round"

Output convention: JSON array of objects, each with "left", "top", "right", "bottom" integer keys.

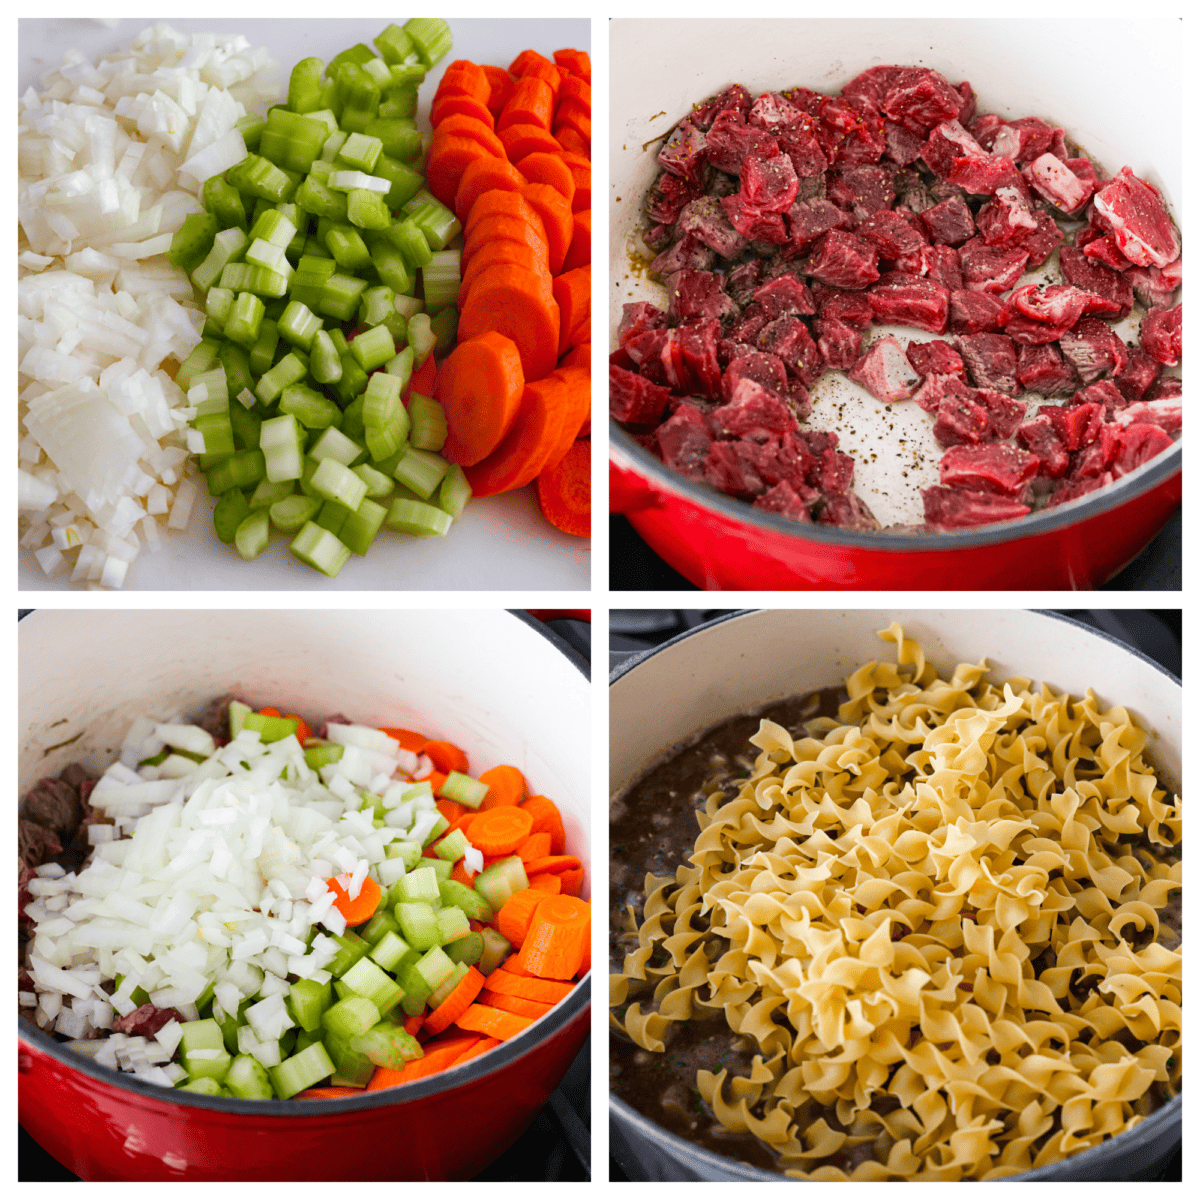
[
  {"left": 426, "top": 135, "right": 500, "bottom": 208},
  {"left": 563, "top": 209, "right": 590, "bottom": 271},
  {"left": 498, "top": 123, "right": 561, "bottom": 162},
  {"left": 518, "top": 59, "right": 561, "bottom": 102},
  {"left": 478, "top": 764, "right": 527, "bottom": 809},
  {"left": 435, "top": 62, "right": 489, "bottom": 105},
  {"left": 519, "top": 183, "right": 572, "bottom": 275},
  {"left": 509, "top": 49, "right": 555, "bottom": 78},
  {"left": 431, "top": 93, "right": 495, "bottom": 130},
  {"left": 454, "top": 156, "right": 527, "bottom": 226},
  {"left": 515, "top": 152, "right": 575, "bottom": 206},
  {"left": 551, "top": 266, "right": 590, "bottom": 358},
  {"left": 435, "top": 331, "right": 525, "bottom": 466},
  {"left": 432, "top": 114, "right": 506, "bottom": 159},
  {"left": 423, "top": 739, "right": 469, "bottom": 775},
  {"left": 539, "top": 364, "right": 590, "bottom": 469},
  {"left": 552, "top": 48, "right": 590, "bottom": 82},
  {"left": 555, "top": 126, "right": 590, "bottom": 161},
  {"left": 482, "top": 64, "right": 517, "bottom": 117},
  {"left": 461, "top": 216, "right": 549, "bottom": 273},
  {"left": 498, "top": 77, "right": 554, "bottom": 132},
  {"left": 470, "top": 806, "right": 534, "bottom": 856},
  {"left": 463, "top": 376, "right": 567, "bottom": 496},
  {"left": 460, "top": 241, "right": 551, "bottom": 307},
  {"left": 558, "top": 75, "right": 591, "bottom": 111},
  {"left": 537, "top": 438, "right": 589, "bottom": 538}
]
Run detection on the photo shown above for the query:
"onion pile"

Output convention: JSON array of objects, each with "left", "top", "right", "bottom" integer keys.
[
  {"left": 21, "top": 711, "right": 452, "bottom": 1086},
  {"left": 17, "top": 24, "right": 278, "bottom": 588}
]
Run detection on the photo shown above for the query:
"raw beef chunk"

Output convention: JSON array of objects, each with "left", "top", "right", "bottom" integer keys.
[
  {"left": 815, "top": 315, "right": 864, "bottom": 370},
  {"left": 741, "top": 152, "right": 800, "bottom": 212},
  {"left": 1015, "top": 343, "right": 1077, "bottom": 396},
  {"left": 858, "top": 209, "right": 929, "bottom": 259},
  {"left": 1057, "top": 246, "right": 1134, "bottom": 321},
  {"left": 906, "top": 338, "right": 965, "bottom": 380},
  {"left": 786, "top": 198, "right": 853, "bottom": 250},
  {"left": 826, "top": 164, "right": 895, "bottom": 214},
  {"left": 651, "top": 235, "right": 714, "bottom": 276},
  {"left": 1016, "top": 414, "right": 1070, "bottom": 478},
  {"left": 713, "top": 378, "right": 800, "bottom": 439},
  {"left": 1092, "top": 167, "right": 1181, "bottom": 268},
  {"left": 704, "top": 441, "right": 768, "bottom": 497},
  {"left": 658, "top": 118, "right": 707, "bottom": 183},
  {"left": 754, "top": 480, "right": 813, "bottom": 521},
  {"left": 954, "top": 332, "right": 1019, "bottom": 394},
  {"left": 818, "top": 491, "right": 881, "bottom": 530},
  {"left": 662, "top": 321, "right": 723, "bottom": 395},
  {"left": 920, "top": 195, "right": 977, "bottom": 246},
  {"left": 1140, "top": 303, "right": 1182, "bottom": 366},
  {"left": 1041, "top": 401, "right": 1104, "bottom": 451},
  {"left": 920, "top": 120, "right": 988, "bottom": 180},
  {"left": 677, "top": 197, "right": 748, "bottom": 258},
  {"left": 883, "top": 69, "right": 964, "bottom": 136},
  {"left": 848, "top": 334, "right": 920, "bottom": 402},
  {"left": 688, "top": 84, "right": 753, "bottom": 131},
  {"left": 867, "top": 275, "right": 949, "bottom": 333},
  {"left": 705, "top": 112, "right": 779, "bottom": 174},
  {"left": 656, "top": 405, "right": 714, "bottom": 480},
  {"left": 975, "top": 186, "right": 1038, "bottom": 245},
  {"left": 757, "top": 314, "right": 822, "bottom": 386},
  {"left": 1027, "top": 152, "right": 1093, "bottom": 213},
  {"left": 933, "top": 390, "right": 990, "bottom": 447},
  {"left": 805, "top": 230, "right": 880, "bottom": 289},
  {"left": 1113, "top": 346, "right": 1162, "bottom": 404},
  {"left": 923, "top": 485, "right": 1031, "bottom": 529},
  {"left": 958, "top": 239, "right": 1029, "bottom": 293},
  {"left": 646, "top": 171, "right": 704, "bottom": 225},
  {"left": 939, "top": 443, "right": 1038, "bottom": 495},
  {"left": 1118, "top": 399, "right": 1182, "bottom": 435},
  {"left": 1058, "top": 318, "right": 1128, "bottom": 384},
  {"left": 949, "top": 289, "right": 1004, "bottom": 334},
  {"left": 668, "top": 270, "right": 739, "bottom": 326},
  {"left": 753, "top": 273, "right": 816, "bottom": 318},
  {"left": 618, "top": 302, "right": 668, "bottom": 354},
  {"left": 1112, "top": 423, "right": 1176, "bottom": 476},
  {"left": 722, "top": 349, "right": 789, "bottom": 400},
  {"left": 925, "top": 245, "right": 964, "bottom": 291},
  {"left": 610, "top": 363, "right": 671, "bottom": 424}
]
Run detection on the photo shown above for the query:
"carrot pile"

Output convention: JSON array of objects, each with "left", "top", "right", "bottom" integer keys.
[
  {"left": 300, "top": 723, "right": 589, "bottom": 1096},
  {"left": 427, "top": 47, "right": 591, "bottom": 538}
]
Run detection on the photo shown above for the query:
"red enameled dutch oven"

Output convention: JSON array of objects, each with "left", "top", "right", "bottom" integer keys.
[
  {"left": 609, "top": 609, "right": 1181, "bottom": 1180},
  {"left": 610, "top": 19, "right": 1182, "bottom": 590},
  {"left": 19, "top": 609, "right": 591, "bottom": 1181}
]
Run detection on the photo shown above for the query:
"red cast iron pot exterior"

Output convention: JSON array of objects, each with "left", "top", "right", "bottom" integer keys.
[
  {"left": 19, "top": 988, "right": 588, "bottom": 1180},
  {"left": 610, "top": 441, "right": 1181, "bottom": 591}
]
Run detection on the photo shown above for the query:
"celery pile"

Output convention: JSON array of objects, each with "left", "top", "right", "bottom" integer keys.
[{"left": 169, "top": 20, "right": 470, "bottom": 578}]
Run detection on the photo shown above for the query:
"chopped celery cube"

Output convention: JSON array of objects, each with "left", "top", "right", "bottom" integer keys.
[
  {"left": 309, "top": 425, "right": 363, "bottom": 467},
  {"left": 393, "top": 865, "right": 439, "bottom": 904},
  {"left": 339, "top": 957, "right": 403, "bottom": 1017},
  {"left": 407, "top": 392, "right": 447, "bottom": 452},
  {"left": 368, "top": 930, "right": 415, "bottom": 974},
  {"left": 269, "top": 1041, "right": 335, "bottom": 1099},
  {"left": 386, "top": 498, "right": 452, "bottom": 538},
  {"left": 435, "top": 905, "right": 471, "bottom": 946},
  {"left": 474, "top": 856, "right": 530, "bottom": 912},
  {"left": 350, "top": 1022, "right": 422, "bottom": 1070},
  {"left": 349, "top": 324, "right": 395, "bottom": 372},
  {"left": 433, "top": 828, "right": 471, "bottom": 863},
  {"left": 290, "top": 521, "right": 351, "bottom": 577},
  {"left": 259, "top": 413, "right": 304, "bottom": 483},
  {"left": 478, "top": 927, "right": 511, "bottom": 975},
  {"left": 445, "top": 931, "right": 485, "bottom": 967},
  {"left": 340, "top": 496, "right": 387, "bottom": 555},
  {"left": 361, "top": 910, "right": 402, "bottom": 947},
  {"left": 439, "top": 879, "right": 493, "bottom": 923},
  {"left": 287, "top": 978, "right": 332, "bottom": 1033},
  {"left": 279, "top": 384, "right": 340, "bottom": 429},
  {"left": 213, "top": 489, "right": 250, "bottom": 543},
  {"left": 413, "top": 944, "right": 455, "bottom": 991},
  {"left": 270, "top": 493, "right": 322, "bottom": 532},
  {"left": 394, "top": 901, "right": 439, "bottom": 951},
  {"left": 391, "top": 447, "right": 448, "bottom": 500},
  {"left": 439, "top": 464, "right": 472, "bottom": 521},
  {"left": 429, "top": 961, "right": 469, "bottom": 1009},
  {"left": 403, "top": 18, "right": 452, "bottom": 68}
]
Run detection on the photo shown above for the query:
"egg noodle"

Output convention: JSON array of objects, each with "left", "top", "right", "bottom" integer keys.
[{"left": 610, "top": 624, "right": 1181, "bottom": 1179}]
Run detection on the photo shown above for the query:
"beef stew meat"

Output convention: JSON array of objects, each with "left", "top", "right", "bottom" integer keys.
[{"left": 611, "top": 68, "right": 1182, "bottom": 531}]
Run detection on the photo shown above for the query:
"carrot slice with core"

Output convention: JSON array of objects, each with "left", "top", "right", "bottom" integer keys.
[
  {"left": 463, "top": 375, "right": 566, "bottom": 496},
  {"left": 436, "top": 331, "right": 525, "bottom": 466},
  {"left": 478, "top": 764, "right": 528, "bottom": 809},
  {"left": 538, "top": 438, "right": 590, "bottom": 537},
  {"left": 516, "top": 894, "right": 590, "bottom": 980}
]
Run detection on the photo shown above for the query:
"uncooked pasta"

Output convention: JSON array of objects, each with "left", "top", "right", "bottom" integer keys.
[{"left": 610, "top": 623, "right": 1181, "bottom": 1179}]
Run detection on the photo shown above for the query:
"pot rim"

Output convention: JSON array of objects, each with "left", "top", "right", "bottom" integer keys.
[
  {"left": 18, "top": 608, "right": 591, "bottom": 1117},
  {"left": 611, "top": 427, "right": 1182, "bottom": 551},
  {"left": 608, "top": 609, "right": 1181, "bottom": 1180}
]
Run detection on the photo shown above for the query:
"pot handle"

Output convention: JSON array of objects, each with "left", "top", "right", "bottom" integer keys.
[{"left": 609, "top": 459, "right": 665, "bottom": 516}]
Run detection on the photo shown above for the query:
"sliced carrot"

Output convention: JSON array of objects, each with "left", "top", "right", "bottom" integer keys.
[
  {"left": 436, "top": 331, "right": 525, "bottom": 467},
  {"left": 553, "top": 48, "right": 591, "bottom": 82},
  {"left": 454, "top": 1003, "right": 534, "bottom": 1041},
  {"left": 560, "top": 153, "right": 591, "bottom": 210},
  {"left": 482, "top": 64, "right": 517, "bottom": 117},
  {"left": 436, "top": 797, "right": 466, "bottom": 824},
  {"left": 431, "top": 92, "right": 495, "bottom": 130},
  {"left": 432, "top": 114, "right": 506, "bottom": 159},
  {"left": 558, "top": 342, "right": 590, "bottom": 371},
  {"left": 435, "top": 61, "right": 490, "bottom": 104},
  {"left": 450, "top": 1035, "right": 500, "bottom": 1066},
  {"left": 259, "top": 706, "right": 281, "bottom": 718},
  {"left": 516, "top": 152, "right": 575, "bottom": 207},
  {"left": 427, "top": 769, "right": 448, "bottom": 796},
  {"left": 463, "top": 189, "right": 544, "bottom": 242},
  {"left": 458, "top": 274, "right": 561, "bottom": 385},
  {"left": 367, "top": 1035, "right": 483, "bottom": 1088},
  {"left": 460, "top": 240, "right": 550, "bottom": 305},
  {"left": 499, "top": 76, "right": 554, "bottom": 131},
  {"left": 521, "top": 794, "right": 566, "bottom": 854},
  {"left": 404, "top": 353, "right": 437, "bottom": 403},
  {"left": 469, "top": 806, "right": 534, "bottom": 856},
  {"left": 404, "top": 1015, "right": 424, "bottom": 1037},
  {"left": 444, "top": 810, "right": 479, "bottom": 838},
  {"left": 553, "top": 108, "right": 591, "bottom": 151},
  {"left": 519, "top": 183, "right": 572, "bottom": 275},
  {"left": 555, "top": 125, "right": 590, "bottom": 160},
  {"left": 425, "top": 965, "right": 486, "bottom": 1034},
  {"left": 282, "top": 713, "right": 312, "bottom": 745},
  {"left": 495, "top": 886, "right": 546, "bottom": 947},
  {"left": 463, "top": 375, "right": 566, "bottom": 496},
  {"left": 454, "top": 155, "right": 526, "bottom": 226},
  {"left": 451, "top": 859, "right": 477, "bottom": 887},
  {"left": 485, "top": 968, "right": 575, "bottom": 1002},
  {"left": 300, "top": 1086, "right": 363, "bottom": 1099},
  {"left": 517, "top": 831, "right": 552, "bottom": 863},
  {"left": 326, "top": 874, "right": 382, "bottom": 926},
  {"left": 498, "top": 123, "right": 562, "bottom": 163},
  {"left": 516, "top": 894, "right": 590, "bottom": 980},
  {"left": 379, "top": 726, "right": 429, "bottom": 753},
  {"left": 479, "top": 989, "right": 555, "bottom": 1019},
  {"left": 425, "top": 135, "right": 498, "bottom": 208},
  {"left": 423, "top": 740, "right": 469, "bottom": 775},
  {"left": 563, "top": 210, "right": 591, "bottom": 271},
  {"left": 538, "top": 439, "right": 590, "bottom": 538},
  {"left": 518, "top": 59, "right": 561, "bottom": 102},
  {"left": 527, "top": 872, "right": 563, "bottom": 894},
  {"left": 477, "top": 764, "right": 527, "bottom": 810},
  {"left": 521, "top": 854, "right": 582, "bottom": 877},
  {"left": 544, "top": 366, "right": 590, "bottom": 465},
  {"left": 556, "top": 866, "right": 585, "bottom": 897},
  {"left": 509, "top": 49, "right": 555, "bottom": 77},
  {"left": 557, "top": 75, "right": 591, "bottom": 112},
  {"left": 499, "top": 953, "right": 534, "bottom": 978},
  {"left": 461, "top": 216, "right": 549, "bottom": 274},
  {"left": 552, "top": 266, "right": 590, "bottom": 358}
]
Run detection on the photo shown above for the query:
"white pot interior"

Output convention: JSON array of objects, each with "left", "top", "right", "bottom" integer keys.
[
  {"left": 20, "top": 609, "right": 591, "bottom": 891},
  {"left": 611, "top": 610, "right": 1180, "bottom": 798},
  {"left": 609, "top": 19, "right": 1183, "bottom": 526}
]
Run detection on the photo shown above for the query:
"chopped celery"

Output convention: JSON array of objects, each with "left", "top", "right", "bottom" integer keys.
[
  {"left": 322, "top": 994, "right": 380, "bottom": 1041},
  {"left": 391, "top": 447, "right": 448, "bottom": 500},
  {"left": 179, "top": 1077, "right": 225, "bottom": 1096},
  {"left": 429, "top": 961, "right": 469, "bottom": 1009},
  {"left": 407, "top": 312, "right": 436, "bottom": 364},
  {"left": 340, "top": 496, "right": 387, "bottom": 555},
  {"left": 386, "top": 498, "right": 452, "bottom": 538},
  {"left": 439, "top": 464, "right": 472, "bottom": 520},
  {"left": 279, "top": 384, "right": 340, "bottom": 429},
  {"left": 259, "top": 413, "right": 304, "bottom": 483},
  {"left": 304, "top": 740, "right": 344, "bottom": 770},
  {"left": 435, "top": 905, "right": 471, "bottom": 946},
  {"left": 361, "top": 910, "right": 402, "bottom": 947},
  {"left": 269, "top": 1041, "right": 335, "bottom": 1099},
  {"left": 213, "top": 489, "right": 249, "bottom": 544},
  {"left": 403, "top": 18, "right": 452, "bottom": 68},
  {"left": 309, "top": 425, "right": 363, "bottom": 467},
  {"left": 474, "top": 856, "right": 530, "bottom": 912},
  {"left": 393, "top": 865, "right": 439, "bottom": 904},
  {"left": 351, "top": 1022, "right": 423, "bottom": 1070},
  {"left": 433, "top": 827, "right": 471, "bottom": 862},
  {"left": 394, "top": 901, "right": 439, "bottom": 951},
  {"left": 439, "top": 879, "right": 494, "bottom": 923},
  {"left": 290, "top": 521, "right": 352, "bottom": 577},
  {"left": 407, "top": 392, "right": 447, "bottom": 452},
  {"left": 241, "top": 711, "right": 298, "bottom": 743},
  {"left": 353, "top": 462, "right": 396, "bottom": 499},
  {"left": 478, "top": 927, "right": 511, "bottom": 975},
  {"left": 338, "top": 957, "right": 403, "bottom": 1017},
  {"left": 349, "top": 324, "right": 395, "bottom": 371},
  {"left": 226, "top": 1054, "right": 275, "bottom": 1100},
  {"left": 413, "top": 944, "right": 456, "bottom": 991},
  {"left": 168, "top": 212, "right": 219, "bottom": 273},
  {"left": 270, "top": 493, "right": 321, "bottom": 532},
  {"left": 287, "top": 978, "right": 332, "bottom": 1033},
  {"left": 445, "top": 932, "right": 484, "bottom": 967},
  {"left": 440, "top": 771, "right": 488, "bottom": 809}
]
